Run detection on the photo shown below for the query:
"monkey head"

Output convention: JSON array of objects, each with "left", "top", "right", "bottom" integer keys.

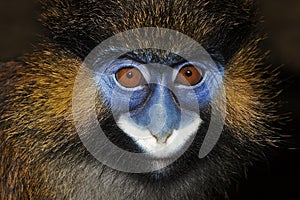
[{"left": 0, "top": 0, "right": 279, "bottom": 199}]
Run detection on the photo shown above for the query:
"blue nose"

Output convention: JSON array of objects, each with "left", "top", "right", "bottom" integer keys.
[{"left": 130, "top": 85, "right": 181, "bottom": 139}]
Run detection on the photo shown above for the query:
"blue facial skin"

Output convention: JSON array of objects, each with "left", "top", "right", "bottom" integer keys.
[{"left": 95, "top": 56, "right": 224, "bottom": 138}]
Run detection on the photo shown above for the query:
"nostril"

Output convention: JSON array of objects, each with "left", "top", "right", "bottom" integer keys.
[{"left": 150, "top": 132, "right": 172, "bottom": 144}]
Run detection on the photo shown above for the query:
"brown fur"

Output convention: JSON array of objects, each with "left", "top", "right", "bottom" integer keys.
[{"left": 0, "top": 0, "right": 279, "bottom": 199}]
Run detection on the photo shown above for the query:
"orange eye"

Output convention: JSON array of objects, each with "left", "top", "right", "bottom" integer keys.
[
  {"left": 175, "top": 65, "right": 203, "bottom": 86},
  {"left": 116, "top": 67, "right": 145, "bottom": 88}
]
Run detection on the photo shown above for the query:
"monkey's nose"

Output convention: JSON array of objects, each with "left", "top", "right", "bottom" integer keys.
[
  {"left": 150, "top": 132, "right": 172, "bottom": 144},
  {"left": 129, "top": 86, "right": 181, "bottom": 138},
  {"left": 146, "top": 103, "right": 177, "bottom": 140}
]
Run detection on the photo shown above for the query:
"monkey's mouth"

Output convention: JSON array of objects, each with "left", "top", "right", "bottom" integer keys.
[{"left": 116, "top": 112, "right": 202, "bottom": 159}]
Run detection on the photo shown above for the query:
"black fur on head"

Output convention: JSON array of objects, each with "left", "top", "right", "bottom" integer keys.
[{"left": 40, "top": 0, "right": 261, "bottom": 61}]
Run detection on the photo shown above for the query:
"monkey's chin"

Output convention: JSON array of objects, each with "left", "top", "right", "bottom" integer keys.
[{"left": 116, "top": 113, "right": 202, "bottom": 159}]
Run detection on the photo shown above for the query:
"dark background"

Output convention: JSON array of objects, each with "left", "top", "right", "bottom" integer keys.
[{"left": 0, "top": 0, "right": 299, "bottom": 199}]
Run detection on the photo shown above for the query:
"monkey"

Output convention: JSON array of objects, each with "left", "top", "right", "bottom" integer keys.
[{"left": 0, "top": 0, "right": 279, "bottom": 199}]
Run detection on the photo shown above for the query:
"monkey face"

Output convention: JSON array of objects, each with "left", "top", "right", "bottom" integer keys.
[{"left": 92, "top": 48, "right": 223, "bottom": 160}]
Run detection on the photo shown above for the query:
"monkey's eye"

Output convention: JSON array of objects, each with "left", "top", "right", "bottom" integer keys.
[
  {"left": 116, "top": 67, "right": 146, "bottom": 88},
  {"left": 175, "top": 65, "right": 203, "bottom": 86}
]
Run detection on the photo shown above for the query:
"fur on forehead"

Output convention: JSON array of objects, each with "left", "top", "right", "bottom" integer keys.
[{"left": 39, "top": 0, "right": 262, "bottom": 60}]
